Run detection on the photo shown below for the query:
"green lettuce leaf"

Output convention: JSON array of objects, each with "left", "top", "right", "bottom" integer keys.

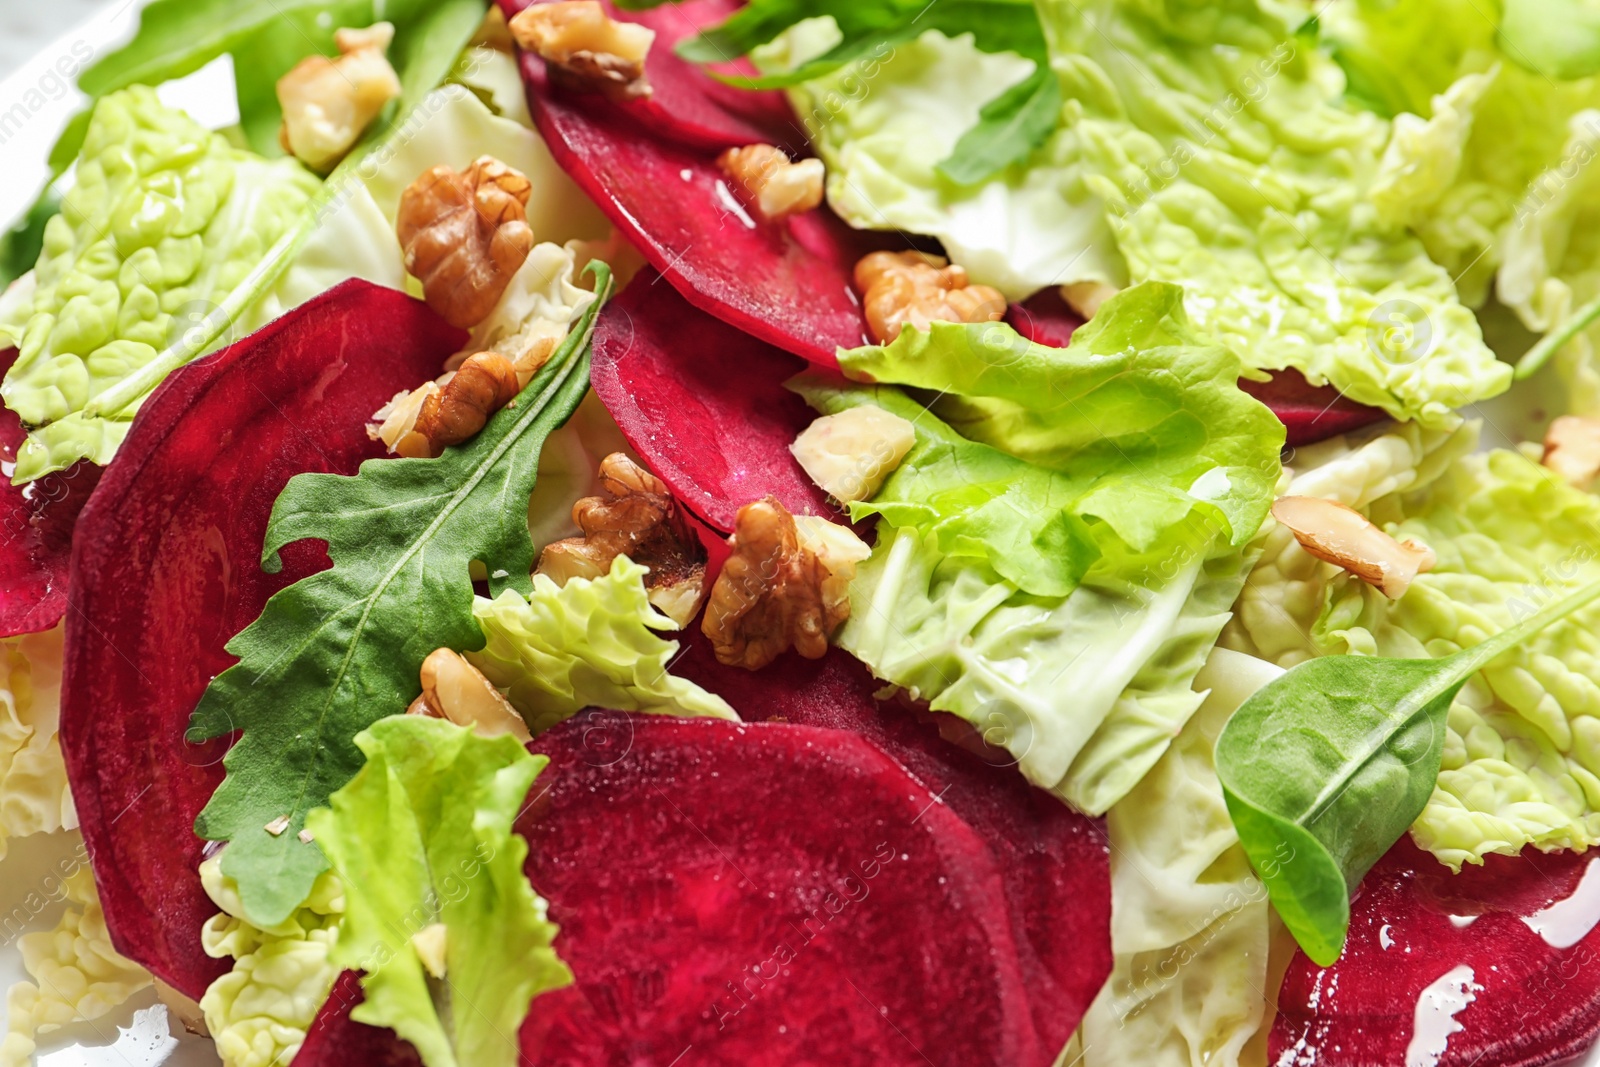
[
  {"left": 836, "top": 282, "right": 1283, "bottom": 554},
  {"left": 305, "top": 716, "right": 570, "bottom": 1067},
  {"left": 0, "top": 89, "right": 320, "bottom": 481},
  {"left": 838, "top": 519, "right": 1259, "bottom": 813},
  {"left": 1079, "top": 648, "right": 1280, "bottom": 1067},
  {"left": 188, "top": 267, "right": 608, "bottom": 927},
  {"left": 468, "top": 557, "right": 737, "bottom": 733}
]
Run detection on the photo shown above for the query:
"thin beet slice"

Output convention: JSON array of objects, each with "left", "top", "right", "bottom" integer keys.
[
  {"left": 0, "top": 347, "right": 101, "bottom": 637},
  {"left": 518, "top": 50, "right": 902, "bottom": 367},
  {"left": 591, "top": 269, "right": 841, "bottom": 531},
  {"left": 1005, "top": 289, "right": 1082, "bottom": 350},
  {"left": 517, "top": 715, "right": 1050, "bottom": 1067},
  {"left": 1272, "top": 837, "right": 1600, "bottom": 1066},
  {"left": 295, "top": 973, "right": 424, "bottom": 1067},
  {"left": 670, "top": 631, "right": 1112, "bottom": 1057},
  {"left": 497, "top": 0, "right": 803, "bottom": 151},
  {"left": 60, "top": 280, "right": 465, "bottom": 997}
]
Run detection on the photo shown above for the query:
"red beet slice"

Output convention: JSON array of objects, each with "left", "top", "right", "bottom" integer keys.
[
  {"left": 517, "top": 715, "right": 1051, "bottom": 1067},
  {"left": 591, "top": 269, "right": 841, "bottom": 531},
  {"left": 1005, "top": 289, "right": 1082, "bottom": 350},
  {"left": 669, "top": 631, "right": 1112, "bottom": 1057},
  {"left": 296, "top": 973, "right": 424, "bottom": 1067},
  {"left": 1239, "top": 367, "right": 1390, "bottom": 447},
  {"left": 1272, "top": 837, "right": 1600, "bottom": 1066},
  {"left": 60, "top": 280, "right": 465, "bottom": 997},
  {"left": 0, "top": 347, "right": 102, "bottom": 637},
  {"left": 497, "top": 0, "right": 803, "bottom": 152},
  {"left": 517, "top": 49, "right": 905, "bottom": 367}
]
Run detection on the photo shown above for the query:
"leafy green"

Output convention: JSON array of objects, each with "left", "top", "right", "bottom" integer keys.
[
  {"left": 188, "top": 266, "right": 609, "bottom": 927},
  {"left": 837, "top": 282, "right": 1283, "bottom": 555},
  {"left": 469, "top": 557, "right": 737, "bottom": 732},
  {"left": 682, "top": 3, "right": 1057, "bottom": 184},
  {"left": 305, "top": 716, "right": 570, "bottom": 1067},
  {"left": 1217, "top": 571, "right": 1600, "bottom": 966},
  {"left": 1498, "top": 0, "right": 1600, "bottom": 80},
  {"left": 0, "top": 189, "right": 59, "bottom": 290}
]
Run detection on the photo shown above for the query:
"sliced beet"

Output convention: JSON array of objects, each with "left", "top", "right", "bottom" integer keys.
[
  {"left": 1272, "top": 837, "right": 1600, "bottom": 1067},
  {"left": 517, "top": 50, "right": 905, "bottom": 367},
  {"left": 591, "top": 269, "right": 841, "bottom": 531},
  {"left": 669, "top": 631, "right": 1112, "bottom": 1057},
  {"left": 1005, "top": 289, "right": 1082, "bottom": 350},
  {"left": 59, "top": 280, "right": 465, "bottom": 997},
  {"left": 1238, "top": 367, "right": 1390, "bottom": 446},
  {"left": 497, "top": 0, "right": 803, "bottom": 152},
  {"left": 0, "top": 347, "right": 102, "bottom": 637},
  {"left": 518, "top": 715, "right": 1051, "bottom": 1067},
  {"left": 296, "top": 973, "right": 424, "bottom": 1067}
]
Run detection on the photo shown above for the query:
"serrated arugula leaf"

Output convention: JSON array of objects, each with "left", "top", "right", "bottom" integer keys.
[
  {"left": 677, "top": 0, "right": 1055, "bottom": 187},
  {"left": 189, "top": 265, "right": 611, "bottom": 927}
]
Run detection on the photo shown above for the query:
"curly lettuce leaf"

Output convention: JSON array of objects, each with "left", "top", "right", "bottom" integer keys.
[
  {"left": 468, "top": 557, "right": 737, "bottom": 733},
  {"left": 2, "top": 865, "right": 151, "bottom": 1067},
  {"left": 0, "top": 626, "right": 73, "bottom": 862},
  {"left": 198, "top": 860, "right": 345, "bottom": 1067},
  {"left": 1079, "top": 648, "right": 1280, "bottom": 1067},
  {"left": 837, "top": 282, "right": 1283, "bottom": 554},
  {"left": 839, "top": 519, "right": 1258, "bottom": 813},
  {"left": 305, "top": 716, "right": 569, "bottom": 1067}
]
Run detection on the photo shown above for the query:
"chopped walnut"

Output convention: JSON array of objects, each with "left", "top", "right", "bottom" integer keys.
[
  {"left": 370, "top": 352, "right": 520, "bottom": 459},
  {"left": 537, "top": 453, "right": 708, "bottom": 626},
  {"left": 277, "top": 22, "right": 401, "bottom": 173},
  {"left": 398, "top": 156, "right": 536, "bottom": 330},
  {"left": 407, "top": 647, "right": 532, "bottom": 742},
  {"left": 790, "top": 405, "right": 916, "bottom": 503},
  {"left": 1272, "top": 496, "right": 1436, "bottom": 600},
  {"left": 701, "top": 497, "right": 869, "bottom": 670},
  {"left": 1061, "top": 280, "right": 1119, "bottom": 320},
  {"left": 718, "top": 144, "right": 825, "bottom": 222},
  {"left": 509, "top": 1, "right": 655, "bottom": 100},
  {"left": 854, "top": 251, "right": 1006, "bottom": 345},
  {"left": 1543, "top": 415, "right": 1600, "bottom": 488}
]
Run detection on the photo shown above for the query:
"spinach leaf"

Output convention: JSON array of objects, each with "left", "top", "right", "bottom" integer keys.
[
  {"left": 676, "top": 0, "right": 1057, "bottom": 185},
  {"left": 189, "top": 265, "right": 610, "bottom": 927},
  {"left": 0, "top": 188, "right": 60, "bottom": 289},
  {"left": 1216, "top": 575, "right": 1600, "bottom": 965}
]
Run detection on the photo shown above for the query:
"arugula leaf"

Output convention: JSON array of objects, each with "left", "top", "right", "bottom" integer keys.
[
  {"left": 189, "top": 265, "right": 611, "bottom": 927},
  {"left": 676, "top": 0, "right": 1055, "bottom": 184},
  {"left": 1216, "top": 574, "right": 1600, "bottom": 966},
  {"left": 306, "top": 716, "right": 571, "bottom": 1067}
]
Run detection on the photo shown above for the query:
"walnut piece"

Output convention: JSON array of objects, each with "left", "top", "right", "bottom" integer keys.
[
  {"left": 701, "top": 497, "right": 869, "bottom": 670},
  {"left": 717, "top": 144, "right": 825, "bottom": 222},
  {"left": 790, "top": 405, "right": 916, "bottom": 502},
  {"left": 1272, "top": 495, "right": 1436, "bottom": 600},
  {"left": 1061, "top": 280, "right": 1119, "bottom": 320},
  {"left": 509, "top": 1, "right": 655, "bottom": 100},
  {"left": 854, "top": 251, "right": 1006, "bottom": 345},
  {"left": 277, "top": 22, "right": 401, "bottom": 173},
  {"left": 407, "top": 647, "right": 531, "bottom": 742},
  {"left": 1543, "top": 415, "right": 1600, "bottom": 489},
  {"left": 398, "top": 156, "right": 536, "bottom": 330},
  {"left": 537, "top": 453, "right": 708, "bottom": 625},
  {"left": 370, "top": 352, "right": 520, "bottom": 459}
]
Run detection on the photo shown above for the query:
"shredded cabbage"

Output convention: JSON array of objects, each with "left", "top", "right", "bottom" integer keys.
[{"left": 0, "top": 626, "right": 74, "bottom": 861}]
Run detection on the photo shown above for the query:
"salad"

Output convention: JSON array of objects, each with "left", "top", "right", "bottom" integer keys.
[{"left": 5, "top": 0, "right": 1600, "bottom": 1064}]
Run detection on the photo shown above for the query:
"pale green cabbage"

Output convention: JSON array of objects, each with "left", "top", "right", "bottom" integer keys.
[
  {"left": 0, "top": 87, "right": 320, "bottom": 481},
  {"left": 198, "top": 858, "right": 343, "bottom": 1067},
  {"left": 305, "top": 716, "right": 570, "bottom": 1067},
  {"left": 1080, "top": 648, "right": 1281, "bottom": 1067},
  {"left": 468, "top": 557, "right": 736, "bottom": 734},
  {"left": 1227, "top": 421, "right": 1600, "bottom": 869},
  {"left": 0, "top": 626, "right": 74, "bottom": 861}
]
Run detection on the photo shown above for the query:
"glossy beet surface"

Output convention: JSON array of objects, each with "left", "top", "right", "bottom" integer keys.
[
  {"left": 60, "top": 281, "right": 464, "bottom": 996},
  {"left": 1273, "top": 838, "right": 1600, "bottom": 1066},
  {"left": 518, "top": 715, "right": 1051, "bottom": 1067},
  {"left": 591, "top": 270, "right": 842, "bottom": 531}
]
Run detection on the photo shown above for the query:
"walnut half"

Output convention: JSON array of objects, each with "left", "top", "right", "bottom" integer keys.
[
  {"left": 718, "top": 145, "right": 825, "bottom": 222},
  {"left": 1544, "top": 415, "right": 1600, "bottom": 489},
  {"left": 407, "top": 648, "right": 531, "bottom": 742},
  {"left": 369, "top": 352, "right": 521, "bottom": 459},
  {"left": 277, "top": 22, "right": 401, "bottom": 173},
  {"left": 399, "top": 156, "right": 536, "bottom": 330},
  {"left": 854, "top": 251, "right": 1006, "bottom": 345},
  {"left": 1271, "top": 495, "right": 1436, "bottom": 600},
  {"left": 701, "top": 497, "right": 870, "bottom": 670},
  {"left": 537, "top": 453, "right": 708, "bottom": 626},
  {"left": 509, "top": 1, "right": 655, "bottom": 100}
]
